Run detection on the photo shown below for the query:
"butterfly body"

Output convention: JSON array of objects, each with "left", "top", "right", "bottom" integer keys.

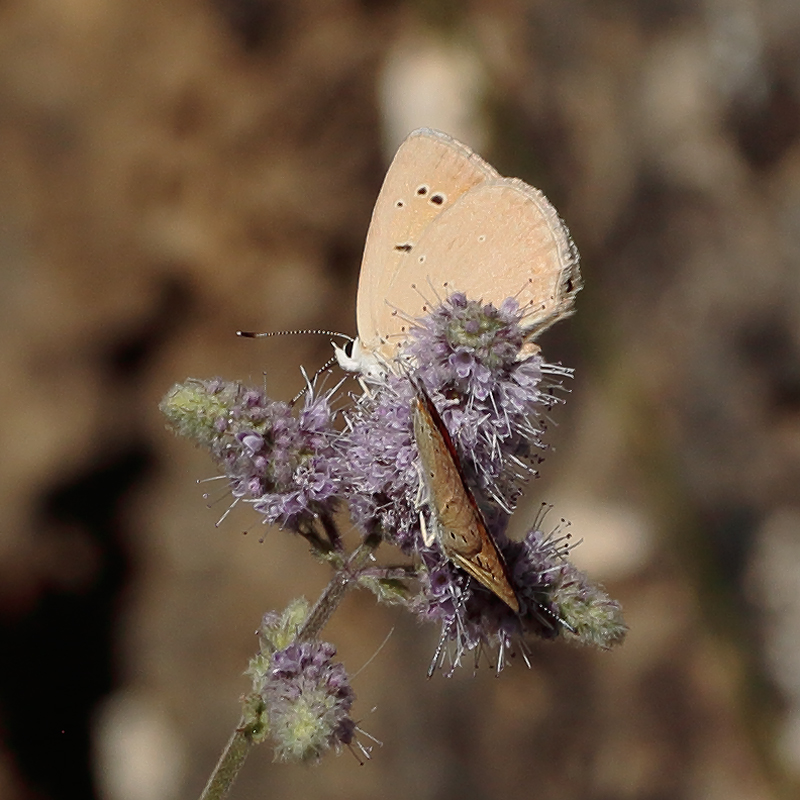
[{"left": 412, "top": 381, "right": 519, "bottom": 612}]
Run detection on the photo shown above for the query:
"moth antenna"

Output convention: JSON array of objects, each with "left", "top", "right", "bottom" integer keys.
[
  {"left": 427, "top": 623, "right": 450, "bottom": 679},
  {"left": 352, "top": 627, "right": 395, "bottom": 679},
  {"left": 495, "top": 635, "right": 507, "bottom": 676},
  {"left": 427, "top": 584, "right": 470, "bottom": 678},
  {"left": 539, "top": 601, "right": 575, "bottom": 634}
]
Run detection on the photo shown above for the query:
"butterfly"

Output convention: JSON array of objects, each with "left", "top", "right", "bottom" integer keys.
[
  {"left": 335, "top": 128, "right": 581, "bottom": 377},
  {"left": 411, "top": 379, "right": 519, "bottom": 612}
]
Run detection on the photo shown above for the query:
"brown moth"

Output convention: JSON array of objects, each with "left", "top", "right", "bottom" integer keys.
[{"left": 411, "top": 382, "right": 519, "bottom": 612}]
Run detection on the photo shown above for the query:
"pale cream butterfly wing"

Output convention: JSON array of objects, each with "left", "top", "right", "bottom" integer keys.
[
  {"left": 400, "top": 178, "right": 581, "bottom": 339},
  {"left": 338, "top": 128, "right": 581, "bottom": 375},
  {"left": 339, "top": 129, "right": 498, "bottom": 374}
]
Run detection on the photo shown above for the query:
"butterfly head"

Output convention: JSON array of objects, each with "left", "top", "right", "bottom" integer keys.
[{"left": 332, "top": 336, "right": 392, "bottom": 381}]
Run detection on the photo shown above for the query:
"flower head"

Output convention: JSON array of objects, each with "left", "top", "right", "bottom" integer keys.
[
  {"left": 160, "top": 293, "right": 626, "bottom": 683},
  {"left": 160, "top": 379, "right": 339, "bottom": 530},
  {"left": 336, "top": 294, "right": 625, "bottom": 667},
  {"left": 261, "top": 641, "right": 356, "bottom": 762},
  {"left": 411, "top": 521, "right": 626, "bottom": 674},
  {"left": 338, "top": 294, "right": 564, "bottom": 550}
]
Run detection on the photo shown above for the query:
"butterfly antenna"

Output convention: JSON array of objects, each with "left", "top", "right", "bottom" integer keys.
[
  {"left": 236, "top": 328, "right": 354, "bottom": 342},
  {"left": 289, "top": 356, "right": 341, "bottom": 405},
  {"left": 288, "top": 364, "right": 323, "bottom": 406},
  {"left": 237, "top": 328, "right": 353, "bottom": 403}
]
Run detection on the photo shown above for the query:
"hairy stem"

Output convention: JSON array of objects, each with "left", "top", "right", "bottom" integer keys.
[
  {"left": 197, "top": 533, "right": 382, "bottom": 800},
  {"left": 198, "top": 724, "right": 255, "bottom": 800},
  {"left": 298, "top": 534, "right": 380, "bottom": 640}
]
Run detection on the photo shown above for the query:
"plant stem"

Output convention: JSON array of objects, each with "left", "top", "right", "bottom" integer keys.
[
  {"left": 198, "top": 724, "right": 254, "bottom": 800},
  {"left": 197, "top": 534, "right": 382, "bottom": 800},
  {"left": 297, "top": 535, "right": 380, "bottom": 641}
]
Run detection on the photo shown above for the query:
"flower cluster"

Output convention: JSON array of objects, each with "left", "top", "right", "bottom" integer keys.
[
  {"left": 261, "top": 642, "right": 356, "bottom": 762},
  {"left": 160, "top": 379, "right": 339, "bottom": 529},
  {"left": 335, "top": 295, "right": 625, "bottom": 670},
  {"left": 340, "top": 294, "right": 563, "bottom": 548},
  {"left": 160, "top": 293, "right": 627, "bottom": 758},
  {"left": 241, "top": 600, "right": 358, "bottom": 762}
]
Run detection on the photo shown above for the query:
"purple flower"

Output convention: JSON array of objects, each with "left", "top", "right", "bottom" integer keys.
[
  {"left": 335, "top": 294, "right": 625, "bottom": 667},
  {"left": 338, "top": 294, "right": 562, "bottom": 543},
  {"left": 261, "top": 641, "right": 356, "bottom": 762},
  {"left": 160, "top": 293, "right": 626, "bottom": 680},
  {"left": 160, "top": 379, "right": 339, "bottom": 530},
  {"left": 411, "top": 523, "right": 626, "bottom": 674},
  {"left": 335, "top": 377, "right": 421, "bottom": 550}
]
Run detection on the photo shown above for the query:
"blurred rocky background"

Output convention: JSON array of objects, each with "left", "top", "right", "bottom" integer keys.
[{"left": 1, "top": 0, "right": 799, "bottom": 798}]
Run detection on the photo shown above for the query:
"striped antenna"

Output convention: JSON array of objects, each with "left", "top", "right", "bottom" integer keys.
[
  {"left": 236, "top": 328, "right": 353, "bottom": 342},
  {"left": 236, "top": 327, "right": 355, "bottom": 404}
]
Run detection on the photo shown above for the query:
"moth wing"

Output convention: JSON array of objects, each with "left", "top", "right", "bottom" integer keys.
[{"left": 412, "top": 387, "right": 519, "bottom": 612}]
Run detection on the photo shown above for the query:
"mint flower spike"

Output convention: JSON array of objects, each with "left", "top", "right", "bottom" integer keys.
[
  {"left": 160, "top": 377, "right": 341, "bottom": 542},
  {"left": 262, "top": 640, "right": 359, "bottom": 763},
  {"left": 338, "top": 293, "right": 626, "bottom": 672},
  {"left": 160, "top": 292, "right": 627, "bottom": 798},
  {"left": 241, "top": 600, "right": 368, "bottom": 763},
  {"left": 340, "top": 293, "right": 564, "bottom": 553}
]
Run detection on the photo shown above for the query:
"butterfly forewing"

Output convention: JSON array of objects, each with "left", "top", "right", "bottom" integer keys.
[
  {"left": 353, "top": 129, "right": 581, "bottom": 370},
  {"left": 412, "top": 384, "right": 519, "bottom": 612},
  {"left": 357, "top": 129, "right": 498, "bottom": 358}
]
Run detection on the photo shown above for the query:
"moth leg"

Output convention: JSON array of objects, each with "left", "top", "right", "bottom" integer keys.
[
  {"left": 419, "top": 509, "right": 436, "bottom": 547},
  {"left": 413, "top": 459, "right": 425, "bottom": 508}
]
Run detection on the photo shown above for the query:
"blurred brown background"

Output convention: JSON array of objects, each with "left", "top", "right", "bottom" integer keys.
[{"left": 1, "top": 1, "right": 799, "bottom": 798}]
